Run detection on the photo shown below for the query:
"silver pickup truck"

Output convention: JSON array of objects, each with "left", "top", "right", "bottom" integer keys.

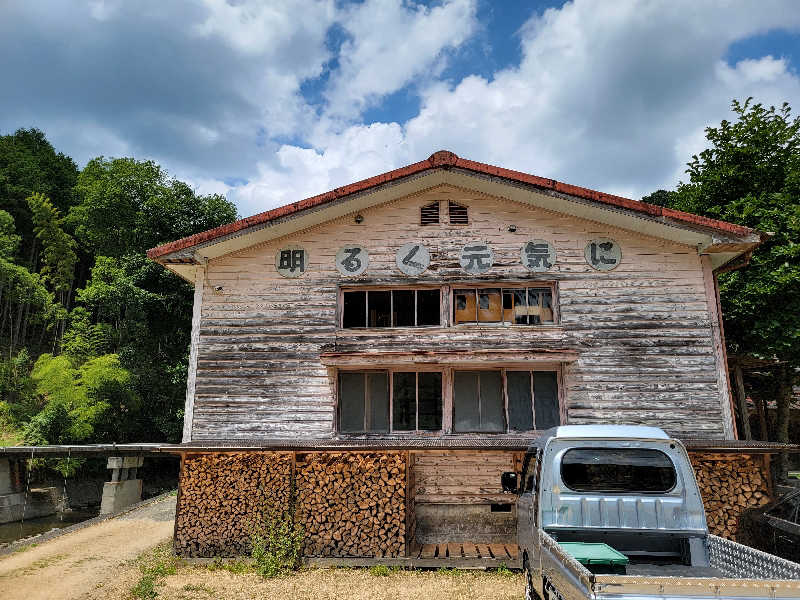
[{"left": 501, "top": 425, "right": 800, "bottom": 600}]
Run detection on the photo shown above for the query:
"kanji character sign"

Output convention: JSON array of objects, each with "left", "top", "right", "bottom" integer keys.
[
  {"left": 396, "top": 242, "right": 430, "bottom": 276},
  {"left": 336, "top": 246, "right": 369, "bottom": 276},
  {"left": 275, "top": 246, "right": 309, "bottom": 278},
  {"left": 459, "top": 242, "right": 494, "bottom": 274},
  {"left": 584, "top": 238, "right": 621, "bottom": 271},
  {"left": 521, "top": 239, "right": 556, "bottom": 272}
]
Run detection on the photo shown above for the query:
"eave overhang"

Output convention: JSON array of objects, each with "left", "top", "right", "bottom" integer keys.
[{"left": 148, "top": 151, "right": 764, "bottom": 282}]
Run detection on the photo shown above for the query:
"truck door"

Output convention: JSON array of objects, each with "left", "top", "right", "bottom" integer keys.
[{"left": 518, "top": 449, "right": 544, "bottom": 598}]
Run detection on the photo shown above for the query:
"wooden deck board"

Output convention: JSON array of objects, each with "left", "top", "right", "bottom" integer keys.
[
  {"left": 446, "top": 543, "right": 462, "bottom": 559},
  {"left": 303, "top": 543, "right": 521, "bottom": 569}
]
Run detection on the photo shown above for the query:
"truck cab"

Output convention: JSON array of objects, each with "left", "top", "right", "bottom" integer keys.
[{"left": 503, "top": 425, "right": 800, "bottom": 600}]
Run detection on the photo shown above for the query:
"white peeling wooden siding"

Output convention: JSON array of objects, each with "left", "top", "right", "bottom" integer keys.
[{"left": 191, "top": 185, "right": 730, "bottom": 440}]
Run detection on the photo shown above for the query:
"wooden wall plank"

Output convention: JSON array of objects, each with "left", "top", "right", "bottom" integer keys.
[{"left": 191, "top": 185, "right": 730, "bottom": 440}]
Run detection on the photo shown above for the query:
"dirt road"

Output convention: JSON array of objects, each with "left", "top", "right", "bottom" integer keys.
[{"left": 0, "top": 495, "right": 176, "bottom": 600}]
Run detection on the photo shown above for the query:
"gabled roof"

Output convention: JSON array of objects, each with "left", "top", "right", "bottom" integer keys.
[{"left": 147, "top": 151, "right": 764, "bottom": 282}]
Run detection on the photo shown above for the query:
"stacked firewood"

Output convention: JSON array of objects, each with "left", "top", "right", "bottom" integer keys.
[
  {"left": 296, "top": 452, "right": 406, "bottom": 557},
  {"left": 175, "top": 452, "right": 292, "bottom": 557},
  {"left": 691, "top": 454, "right": 771, "bottom": 540}
]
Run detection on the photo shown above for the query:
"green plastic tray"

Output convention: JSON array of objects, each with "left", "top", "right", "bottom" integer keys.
[{"left": 558, "top": 542, "right": 629, "bottom": 566}]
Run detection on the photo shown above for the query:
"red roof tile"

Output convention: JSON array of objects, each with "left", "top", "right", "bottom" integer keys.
[{"left": 147, "top": 150, "right": 758, "bottom": 259}]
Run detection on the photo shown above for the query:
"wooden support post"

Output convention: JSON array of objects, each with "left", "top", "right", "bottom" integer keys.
[
  {"left": 757, "top": 397, "right": 769, "bottom": 441},
  {"left": 173, "top": 452, "right": 185, "bottom": 554},
  {"left": 733, "top": 365, "right": 752, "bottom": 440}
]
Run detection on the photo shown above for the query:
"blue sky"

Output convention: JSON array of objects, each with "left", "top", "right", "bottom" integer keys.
[{"left": 1, "top": 0, "right": 799, "bottom": 217}]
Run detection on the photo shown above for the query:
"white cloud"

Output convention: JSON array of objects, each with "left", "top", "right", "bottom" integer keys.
[
  {"left": 323, "top": 0, "right": 477, "bottom": 119},
  {"left": 231, "top": 0, "right": 800, "bottom": 217},
  {"left": 231, "top": 122, "right": 409, "bottom": 215},
  {"left": 5, "top": 0, "right": 800, "bottom": 219},
  {"left": 193, "top": 0, "right": 335, "bottom": 59}
]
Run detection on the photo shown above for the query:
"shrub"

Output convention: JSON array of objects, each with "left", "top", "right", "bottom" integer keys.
[{"left": 251, "top": 508, "right": 304, "bottom": 578}]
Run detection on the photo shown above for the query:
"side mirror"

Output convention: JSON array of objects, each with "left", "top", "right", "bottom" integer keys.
[{"left": 501, "top": 471, "right": 518, "bottom": 493}]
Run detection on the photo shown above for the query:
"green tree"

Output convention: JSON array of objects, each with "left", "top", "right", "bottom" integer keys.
[
  {"left": 71, "top": 157, "right": 236, "bottom": 256},
  {"left": 24, "top": 353, "right": 140, "bottom": 444},
  {"left": 0, "top": 210, "right": 21, "bottom": 259},
  {"left": 0, "top": 129, "right": 78, "bottom": 266},
  {"left": 27, "top": 193, "right": 78, "bottom": 306},
  {"left": 654, "top": 98, "right": 800, "bottom": 450}
]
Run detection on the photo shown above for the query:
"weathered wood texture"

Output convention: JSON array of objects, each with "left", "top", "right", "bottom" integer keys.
[
  {"left": 690, "top": 453, "right": 771, "bottom": 540},
  {"left": 411, "top": 450, "right": 521, "bottom": 544},
  {"left": 296, "top": 452, "right": 406, "bottom": 557},
  {"left": 174, "top": 452, "right": 292, "bottom": 557},
  {"left": 411, "top": 450, "right": 519, "bottom": 505},
  {"left": 193, "top": 185, "right": 731, "bottom": 440}
]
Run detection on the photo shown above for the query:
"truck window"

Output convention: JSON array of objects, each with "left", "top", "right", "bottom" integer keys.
[{"left": 561, "top": 448, "right": 676, "bottom": 493}]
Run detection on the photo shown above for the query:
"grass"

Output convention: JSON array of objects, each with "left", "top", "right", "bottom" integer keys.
[
  {"left": 131, "top": 542, "right": 180, "bottom": 599},
  {"left": 206, "top": 558, "right": 253, "bottom": 575}
]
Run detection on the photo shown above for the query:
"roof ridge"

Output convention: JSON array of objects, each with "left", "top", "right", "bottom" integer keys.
[{"left": 147, "top": 150, "right": 758, "bottom": 260}]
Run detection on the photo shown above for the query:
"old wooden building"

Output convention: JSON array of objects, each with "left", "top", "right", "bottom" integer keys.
[{"left": 149, "top": 151, "right": 772, "bottom": 562}]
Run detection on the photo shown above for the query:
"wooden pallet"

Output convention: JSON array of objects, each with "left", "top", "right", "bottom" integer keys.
[{"left": 305, "top": 542, "right": 520, "bottom": 569}]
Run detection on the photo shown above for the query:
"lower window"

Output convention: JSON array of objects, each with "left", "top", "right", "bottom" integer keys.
[
  {"left": 453, "top": 370, "right": 559, "bottom": 433},
  {"left": 339, "top": 370, "right": 443, "bottom": 433}
]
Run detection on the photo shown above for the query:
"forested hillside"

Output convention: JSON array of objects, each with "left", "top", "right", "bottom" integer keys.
[{"left": 0, "top": 128, "right": 237, "bottom": 448}]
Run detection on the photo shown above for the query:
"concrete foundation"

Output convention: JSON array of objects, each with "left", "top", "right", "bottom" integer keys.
[
  {"left": 100, "top": 456, "right": 144, "bottom": 514},
  {"left": 0, "top": 487, "right": 62, "bottom": 524},
  {"left": 414, "top": 503, "right": 517, "bottom": 544}
]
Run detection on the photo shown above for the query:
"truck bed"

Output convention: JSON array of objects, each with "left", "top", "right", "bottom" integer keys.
[
  {"left": 541, "top": 531, "right": 800, "bottom": 599},
  {"left": 624, "top": 563, "right": 723, "bottom": 578}
]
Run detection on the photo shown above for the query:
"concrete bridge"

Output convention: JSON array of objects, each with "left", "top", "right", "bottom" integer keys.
[{"left": 0, "top": 444, "right": 172, "bottom": 524}]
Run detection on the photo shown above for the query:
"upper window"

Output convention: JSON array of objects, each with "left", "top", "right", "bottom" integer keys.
[
  {"left": 453, "top": 370, "right": 560, "bottom": 433},
  {"left": 421, "top": 202, "right": 440, "bottom": 225},
  {"left": 342, "top": 289, "right": 441, "bottom": 328},
  {"left": 339, "top": 370, "right": 443, "bottom": 433},
  {"left": 560, "top": 448, "right": 677, "bottom": 494},
  {"left": 454, "top": 286, "right": 555, "bottom": 325},
  {"left": 448, "top": 201, "right": 468, "bottom": 225}
]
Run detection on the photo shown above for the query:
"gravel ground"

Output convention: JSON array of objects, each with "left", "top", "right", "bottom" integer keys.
[
  {"left": 0, "top": 496, "right": 176, "bottom": 600},
  {"left": 1, "top": 495, "right": 523, "bottom": 600}
]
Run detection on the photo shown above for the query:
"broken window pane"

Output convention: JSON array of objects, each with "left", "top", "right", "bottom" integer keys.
[
  {"left": 527, "top": 288, "right": 554, "bottom": 325},
  {"left": 540, "top": 289, "right": 554, "bottom": 323},
  {"left": 507, "top": 371, "right": 534, "bottom": 430},
  {"left": 418, "top": 372, "right": 442, "bottom": 431},
  {"left": 454, "top": 289, "right": 476, "bottom": 324},
  {"left": 513, "top": 289, "right": 528, "bottom": 324},
  {"left": 368, "top": 291, "right": 391, "bottom": 327},
  {"left": 393, "top": 290, "right": 415, "bottom": 327},
  {"left": 392, "top": 372, "right": 416, "bottom": 431},
  {"left": 368, "top": 372, "right": 389, "bottom": 431},
  {"left": 417, "top": 289, "right": 441, "bottom": 326},
  {"left": 339, "top": 372, "right": 365, "bottom": 432},
  {"left": 342, "top": 291, "right": 366, "bottom": 328},
  {"left": 534, "top": 371, "right": 559, "bottom": 429},
  {"left": 480, "top": 371, "right": 505, "bottom": 432},
  {"left": 478, "top": 288, "right": 502, "bottom": 323}
]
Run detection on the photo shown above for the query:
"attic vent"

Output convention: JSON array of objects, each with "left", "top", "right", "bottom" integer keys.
[
  {"left": 448, "top": 201, "right": 468, "bottom": 225},
  {"left": 421, "top": 202, "right": 440, "bottom": 225}
]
